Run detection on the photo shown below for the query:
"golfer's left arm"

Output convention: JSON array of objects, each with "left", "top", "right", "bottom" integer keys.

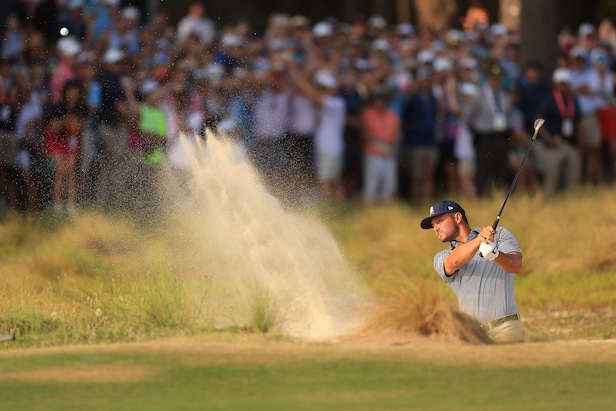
[
  {"left": 494, "top": 251, "right": 522, "bottom": 274},
  {"left": 490, "top": 227, "right": 523, "bottom": 274}
]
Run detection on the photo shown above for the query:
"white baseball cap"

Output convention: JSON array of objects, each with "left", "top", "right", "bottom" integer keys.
[
  {"left": 313, "top": 69, "right": 338, "bottom": 89},
  {"left": 417, "top": 49, "right": 435, "bottom": 65},
  {"left": 141, "top": 80, "right": 159, "bottom": 94},
  {"left": 459, "top": 82, "right": 479, "bottom": 97},
  {"left": 569, "top": 46, "right": 587, "bottom": 59},
  {"left": 433, "top": 57, "right": 453, "bottom": 72},
  {"left": 313, "top": 22, "right": 333, "bottom": 38},
  {"left": 578, "top": 22, "right": 596, "bottom": 37},
  {"left": 121, "top": 6, "right": 140, "bottom": 21},
  {"left": 57, "top": 37, "right": 82, "bottom": 57},
  {"left": 553, "top": 67, "right": 572, "bottom": 84},
  {"left": 103, "top": 48, "right": 124, "bottom": 64},
  {"left": 367, "top": 15, "right": 387, "bottom": 30}
]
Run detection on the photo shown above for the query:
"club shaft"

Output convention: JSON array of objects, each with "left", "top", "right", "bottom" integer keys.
[{"left": 492, "top": 137, "right": 537, "bottom": 229}]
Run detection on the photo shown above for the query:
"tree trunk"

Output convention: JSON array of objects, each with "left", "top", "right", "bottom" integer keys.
[
  {"left": 412, "top": 0, "right": 458, "bottom": 30},
  {"left": 519, "top": 0, "right": 559, "bottom": 82}
]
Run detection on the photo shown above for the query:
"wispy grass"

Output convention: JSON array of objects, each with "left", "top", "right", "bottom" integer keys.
[{"left": 2, "top": 185, "right": 616, "bottom": 346}]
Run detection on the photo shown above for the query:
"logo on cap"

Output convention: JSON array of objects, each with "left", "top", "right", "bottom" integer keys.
[
  {"left": 448, "top": 205, "right": 453, "bottom": 210},
  {"left": 429, "top": 206, "right": 435, "bottom": 216}
]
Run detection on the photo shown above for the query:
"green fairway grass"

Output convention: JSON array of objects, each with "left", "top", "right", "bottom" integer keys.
[{"left": 1, "top": 335, "right": 615, "bottom": 411}]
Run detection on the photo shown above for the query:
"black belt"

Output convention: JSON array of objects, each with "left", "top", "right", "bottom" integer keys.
[{"left": 481, "top": 313, "right": 520, "bottom": 331}]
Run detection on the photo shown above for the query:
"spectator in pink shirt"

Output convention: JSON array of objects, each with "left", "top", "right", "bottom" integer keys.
[{"left": 50, "top": 36, "right": 80, "bottom": 104}]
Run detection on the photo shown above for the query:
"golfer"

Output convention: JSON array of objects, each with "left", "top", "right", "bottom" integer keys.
[{"left": 421, "top": 200, "right": 524, "bottom": 343}]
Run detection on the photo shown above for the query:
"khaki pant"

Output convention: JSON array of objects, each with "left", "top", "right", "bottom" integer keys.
[
  {"left": 543, "top": 143, "right": 580, "bottom": 197},
  {"left": 487, "top": 319, "right": 525, "bottom": 344},
  {"left": 96, "top": 123, "right": 129, "bottom": 208}
]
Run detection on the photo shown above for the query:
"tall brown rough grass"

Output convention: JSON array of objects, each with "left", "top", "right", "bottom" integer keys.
[{"left": 363, "top": 271, "right": 492, "bottom": 344}]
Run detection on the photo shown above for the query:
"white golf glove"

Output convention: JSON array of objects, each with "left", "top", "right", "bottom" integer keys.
[{"left": 479, "top": 240, "right": 499, "bottom": 261}]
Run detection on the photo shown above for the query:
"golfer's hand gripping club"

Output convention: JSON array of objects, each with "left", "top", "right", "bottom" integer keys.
[{"left": 479, "top": 240, "right": 499, "bottom": 261}]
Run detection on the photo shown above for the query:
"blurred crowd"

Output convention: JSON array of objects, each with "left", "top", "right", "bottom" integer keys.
[{"left": 2, "top": 0, "right": 616, "bottom": 214}]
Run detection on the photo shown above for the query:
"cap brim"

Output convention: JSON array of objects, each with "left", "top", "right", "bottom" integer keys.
[{"left": 420, "top": 216, "right": 435, "bottom": 229}]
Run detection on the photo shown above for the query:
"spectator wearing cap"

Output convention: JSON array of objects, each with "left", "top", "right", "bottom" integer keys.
[
  {"left": 249, "top": 67, "right": 291, "bottom": 196},
  {"left": 464, "top": 62, "right": 514, "bottom": 196},
  {"left": 2, "top": 14, "right": 24, "bottom": 61},
  {"left": 433, "top": 56, "right": 461, "bottom": 195},
  {"left": 339, "top": 69, "right": 365, "bottom": 199},
  {"left": 578, "top": 22, "right": 598, "bottom": 52},
  {"left": 135, "top": 80, "right": 167, "bottom": 207},
  {"left": 455, "top": 82, "right": 479, "bottom": 198},
  {"left": 177, "top": 2, "right": 215, "bottom": 46},
  {"left": 51, "top": 36, "right": 81, "bottom": 103},
  {"left": 95, "top": 48, "right": 132, "bottom": 208},
  {"left": 360, "top": 88, "right": 401, "bottom": 205},
  {"left": 591, "top": 48, "right": 616, "bottom": 181},
  {"left": 73, "top": 54, "right": 100, "bottom": 203},
  {"left": 285, "top": 72, "right": 318, "bottom": 204},
  {"left": 515, "top": 59, "right": 551, "bottom": 182},
  {"left": 569, "top": 45, "right": 603, "bottom": 186},
  {"left": 400, "top": 69, "right": 440, "bottom": 204},
  {"left": 538, "top": 68, "right": 582, "bottom": 197},
  {"left": 289, "top": 63, "right": 346, "bottom": 200}
]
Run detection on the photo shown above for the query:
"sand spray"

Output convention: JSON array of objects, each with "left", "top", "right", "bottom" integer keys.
[{"left": 159, "top": 133, "right": 371, "bottom": 339}]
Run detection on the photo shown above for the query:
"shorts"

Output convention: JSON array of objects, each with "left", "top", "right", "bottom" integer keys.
[
  {"left": 0, "top": 129, "right": 18, "bottom": 168},
  {"left": 399, "top": 146, "right": 439, "bottom": 180},
  {"left": 317, "top": 152, "right": 343, "bottom": 181},
  {"left": 579, "top": 113, "right": 601, "bottom": 149},
  {"left": 457, "top": 158, "right": 476, "bottom": 177},
  {"left": 439, "top": 140, "right": 456, "bottom": 162}
]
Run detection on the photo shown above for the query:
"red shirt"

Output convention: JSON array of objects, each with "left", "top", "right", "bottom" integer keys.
[{"left": 361, "top": 107, "right": 401, "bottom": 157}]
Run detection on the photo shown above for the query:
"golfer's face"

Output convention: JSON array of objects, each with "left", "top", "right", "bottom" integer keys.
[{"left": 431, "top": 213, "right": 457, "bottom": 242}]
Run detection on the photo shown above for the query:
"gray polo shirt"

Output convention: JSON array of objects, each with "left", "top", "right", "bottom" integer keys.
[{"left": 433, "top": 227, "right": 521, "bottom": 323}]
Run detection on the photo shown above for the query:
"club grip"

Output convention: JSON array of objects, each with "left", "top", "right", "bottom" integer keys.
[{"left": 492, "top": 217, "right": 500, "bottom": 230}]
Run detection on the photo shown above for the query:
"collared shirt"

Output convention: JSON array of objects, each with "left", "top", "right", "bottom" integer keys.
[
  {"left": 253, "top": 90, "right": 290, "bottom": 140},
  {"left": 433, "top": 227, "right": 521, "bottom": 323}
]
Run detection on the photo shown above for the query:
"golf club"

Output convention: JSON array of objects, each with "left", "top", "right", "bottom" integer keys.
[{"left": 491, "top": 117, "right": 545, "bottom": 229}]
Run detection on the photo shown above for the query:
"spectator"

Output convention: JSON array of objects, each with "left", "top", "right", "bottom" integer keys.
[
  {"left": 137, "top": 80, "right": 167, "bottom": 207},
  {"left": 433, "top": 56, "right": 460, "bottom": 196},
  {"left": 539, "top": 68, "right": 581, "bottom": 197},
  {"left": 286, "top": 76, "right": 318, "bottom": 204},
  {"left": 0, "top": 80, "right": 21, "bottom": 211},
  {"left": 249, "top": 69, "right": 290, "bottom": 195},
  {"left": 454, "top": 82, "right": 478, "bottom": 198},
  {"left": 95, "top": 48, "right": 131, "bottom": 208},
  {"left": 591, "top": 48, "right": 616, "bottom": 182},
  {"left": 44, "top": 79, "right": 88, "bottom": 213},
  {"left": 401, "top": 69, "right": 439, "bottom": 204},
  {"left": 339, "top": 68, "right": 364, "bottom": 198},
  {"left": 360, "top": 88, "right": 401, "bottom": 205},
  {"left": 569, "top": 46, "right": 603, "bottom": 187},
  {"left": 465, "top": 62, "right": 514, "bottom": 196},
  {"left": 15, "top": 82, "right": 42, "bottom": 210},
  {"left": 50, "top": 36, "right": 81, "bottom": 104},
  {"left": 177, "top": 2, "right": 216, "bottom": 46},
  {"left": 289, "top": 64, "right": 346, "bottom": 200}
]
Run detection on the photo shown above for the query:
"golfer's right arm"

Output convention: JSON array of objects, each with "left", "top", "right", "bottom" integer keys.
[{"left": 443, "top": 237, "right": 483, "bottom": 276}]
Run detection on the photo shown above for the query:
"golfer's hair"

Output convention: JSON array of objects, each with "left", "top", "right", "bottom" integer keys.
[{"left": 460, "top": 213, "right": 469, "bottom": 226}]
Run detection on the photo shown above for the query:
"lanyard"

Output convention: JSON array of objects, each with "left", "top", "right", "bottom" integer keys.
[
  {"left": 483, "top": 84, "right": 504, "bottom": 114},
  {"left": 553, "top": 91, "right": 575, "bottom": 119}
]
